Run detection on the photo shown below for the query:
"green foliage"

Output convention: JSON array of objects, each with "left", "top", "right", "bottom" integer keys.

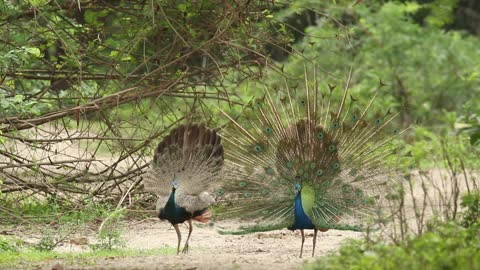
[
  {"left": 0, "top": 247, "right": 176, "bottom": 268},
  {"left": 33, "top": 222, "right": 79, "bottom": 252},
  {"left": 461, "top": 192, "right": 480, "bottom": 227},
  {"left": 0, "top": 195, "right": 118, "bottom": 225},
  {"left": 273, "top": 1, "right": 480, "bottom": 132},
  {"left": 34, "top": 230, "right": 60, "bottom": 252},
  {"left": 0, "top": 199, "right": 127, "bottom": 251},
  {"left": 456, "top": 101, "right": 480, "bottom": 146},
  {"left": 0, "top": 237, "right": 22, "bottom": 252},
  {"left": 90, "top": 209, "right": 126, "bottom": 251},
  {"left": 308, "top": 191, "right": 480, "bottom": 269},
  {"left": 405, "top": 126, "right": 480, "bottom": 168},
  {"left": 306, "top": 221, "right": 480, "bottom": 270},
  {"left": 0, "top": 0, "right": 281, "bottom": 121},
  {"left": 423, "top": 0, "right": 458, "bottom": 27}
]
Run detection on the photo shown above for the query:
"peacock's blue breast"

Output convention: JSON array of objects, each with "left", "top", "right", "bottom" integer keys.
[{"left": 290, "top": 193, "right": 315, "bottom": 230}]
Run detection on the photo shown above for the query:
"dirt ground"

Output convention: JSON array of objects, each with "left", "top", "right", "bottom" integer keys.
[{"left": 15, "top": 219, "right": 361, "bottom": 270}]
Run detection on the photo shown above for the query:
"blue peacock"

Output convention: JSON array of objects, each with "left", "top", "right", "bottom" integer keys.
[
  {"left": 215, "top": 73, "right": 406, "bottom": 257},
  {"left": 143, "top": 123, "right": 224, "bottom": 254}
]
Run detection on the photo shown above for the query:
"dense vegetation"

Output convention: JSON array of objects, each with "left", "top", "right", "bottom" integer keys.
[
  {"left": 307, "top": 193, "right": 480, "bottom": 270},
  {"left": 1, "top": 0, "right": 480, "bottom": 269}
]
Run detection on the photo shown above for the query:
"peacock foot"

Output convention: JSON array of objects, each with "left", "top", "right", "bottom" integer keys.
[{"left": 182, "top": 244, "right": 189, "bottom": 254}]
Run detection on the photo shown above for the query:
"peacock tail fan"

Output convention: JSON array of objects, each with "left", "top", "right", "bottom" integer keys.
[
  {"left": 143, "top": 123, "right": 224, "bottom": 209},
  {"left": 214, "top": 72, "right": 407, "bottom": 233}
]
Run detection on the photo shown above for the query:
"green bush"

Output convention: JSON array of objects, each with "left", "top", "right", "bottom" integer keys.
[
  {"left": 461, "top": 192, "right": 480, "bottom": 228},
  {"left": 0, "top": 237, "right": 21, "bottom": 252},
  {"left": 89, "top": 209, "right": 126, "bottom": 251},
  {"left": 306, "top": 221, "right": 480, "bottom": 270},
  {"left": 307, "top": 192, "right": 480, "bottom": 270}
]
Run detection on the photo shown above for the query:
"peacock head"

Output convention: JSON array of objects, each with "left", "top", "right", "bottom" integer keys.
[
  {"left": 172, "top": 175, "right": 179, "bottom": 190},
  {"left": 172, "top": 181, "right": 179, "bottom": 189},
  {"left": 294, "top": 183, "right": 301, "bottom": 193}
]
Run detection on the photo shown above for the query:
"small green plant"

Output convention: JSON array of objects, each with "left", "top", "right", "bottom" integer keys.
[
  {"left": 0, "top": 197, "right": 118, "bottom": 226},
  {"left": 0, "top": 237, "right": 21, "bottom": 252},
  {"left": 34, "top": 231, "right": 58, "bottom": 252},
  {"left": 90, "top": 209, "right": 126, "bottom": 251},
  {"left": 34, "top": 222, "right": 77, "bottom": 251},
  {"left": 461, "top": 192, "right": 480, "bottom": 228}
]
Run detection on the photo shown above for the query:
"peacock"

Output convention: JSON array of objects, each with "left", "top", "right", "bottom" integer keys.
[
  {"left": 143, "top": 123, "right": 224, "bottom": 254},
  {"left": 215, "top": 72, "right": 406, "bottom": 257}
]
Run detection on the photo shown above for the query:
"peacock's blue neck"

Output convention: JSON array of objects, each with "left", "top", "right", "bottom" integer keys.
[
  {"left": 163, "top": 188, "right": 190, "bottom": 224},
  {"left": 164, "top": 188, "right": 177, "bottom": 216},
  {"left": 291, "top": 191, "right": 315, "bottom": 230}
]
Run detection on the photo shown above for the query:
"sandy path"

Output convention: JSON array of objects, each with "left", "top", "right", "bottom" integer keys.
[{"left": 31, "top": 219, "right": 361, "bottom": 270}]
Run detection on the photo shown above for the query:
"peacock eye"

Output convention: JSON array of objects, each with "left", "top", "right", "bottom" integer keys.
[
  {"left": 346, "top": 199, "right": 356, "bottom": 206},
  {"left": 333, "top": 162, "right": 340, "bottom": 170},
  {"left": 216, "top": 189, "right": 225, "bottom": 196},
  {"left": 328, "top": 145, "right": 336, "bottom": 152},
  {"left": 342, "top": 184, "right": 351, "bottom": 193},
  {"left": 265, "top": 167, "right": 274, "bottom": 175}
]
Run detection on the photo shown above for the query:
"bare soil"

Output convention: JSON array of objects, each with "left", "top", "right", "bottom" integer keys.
[{"left": 16, "top": 219, "right": 361, "bottom": 270}]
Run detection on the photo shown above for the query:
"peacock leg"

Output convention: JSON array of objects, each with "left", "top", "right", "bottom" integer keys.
[
  {"left": 182, "top": 219, "right": 193, "bottom": 254},
  {"left": 312, "top": 229, "right": 318, "bottom": 257},
  {"left": 299, "top": 229, "right": 305, "bottom": 258},
  {"left": 173, "top": 224, "right": 181, "bottom": 255}
]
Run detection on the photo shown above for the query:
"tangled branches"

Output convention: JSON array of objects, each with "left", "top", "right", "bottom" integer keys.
[{"left": 0, "top": 0, "right": 287, "bottom": 209}]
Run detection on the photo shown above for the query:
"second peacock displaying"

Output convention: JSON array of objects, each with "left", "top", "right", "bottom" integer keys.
[{"left": 216, "top": 74, "right": 405, "bottom": 257}]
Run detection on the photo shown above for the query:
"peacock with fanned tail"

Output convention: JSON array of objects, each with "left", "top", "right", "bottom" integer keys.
[
  {"left": 215, "top": 73, "right": 406, "bottom": 257},
  {"left": 143, "top": 123, "right": 224, "bottom": 254}
]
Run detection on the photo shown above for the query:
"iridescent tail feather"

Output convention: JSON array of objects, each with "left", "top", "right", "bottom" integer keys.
[{"left": 214, "top": 70, "right": 407, "bottom": 233}]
